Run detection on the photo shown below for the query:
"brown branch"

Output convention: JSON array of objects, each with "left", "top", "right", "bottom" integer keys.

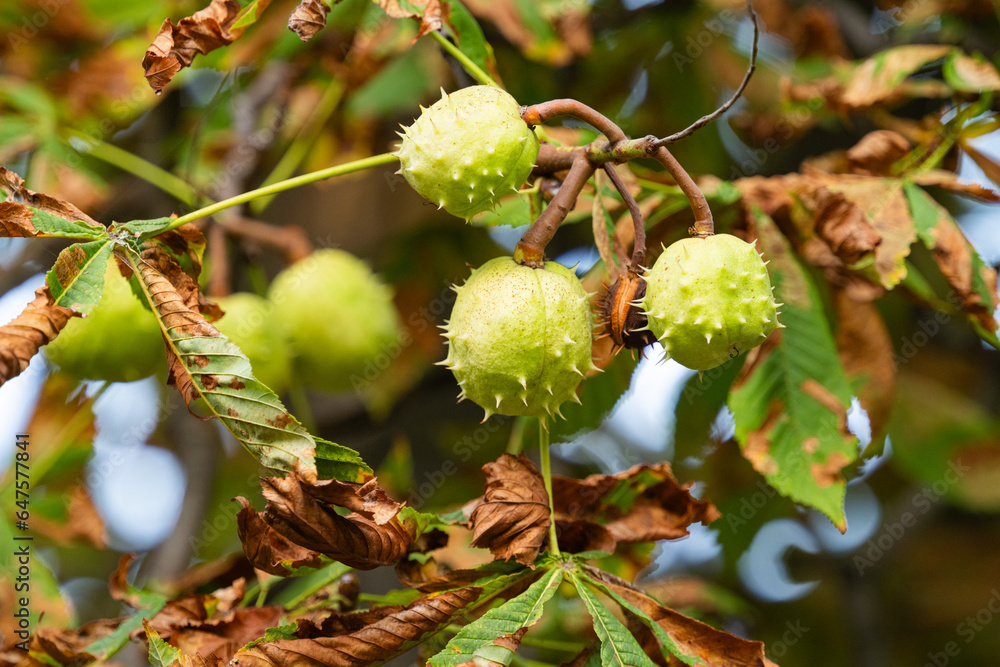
[
  {"left": 653, "top": 0, "right": 759, "bottom": 147},
  {"left": 602, "top": 164, "right": 646, "bottom": 269},
  {"left": 515, "top": 152, "right": 595, "bottom": 268},
  {"left": 521, "top": 100, "right": 627, "bottom": 143},
  {"left": 652, "top": 146, "right": 714, "bottom": 236},
  {"left": 219, "top": 216, "right": 314, "bottom": 262}
]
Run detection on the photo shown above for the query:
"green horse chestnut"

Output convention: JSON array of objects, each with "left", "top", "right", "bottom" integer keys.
[
  {"left": 440, "top": 256, "right": 597, "bottom": 420},
  {"left": 213, "top": 293, "right": 292, "bottom": 395},
  {"left": 394, "top": 85, "right": 539, "bottom": 220},
  {"left": 642, "top": 234, "right": 781, "bottom": 371},
  {"left": 44, "top": 257, "right": 165, "bottom": 382},
  {"left": 269, "top": 249, "right": 402, "bottom": 393}
]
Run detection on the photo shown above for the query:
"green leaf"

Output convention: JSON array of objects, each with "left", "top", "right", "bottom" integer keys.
[
  {"left": 84, "top": 593, "right": 168, "bottom": 661},
  {"left": 580, "top": 569, "right": 701, "bottom": 666},
  {"left": 568, "top": 570, "right": 657, "bottom": 667},
  {"left": 0, "top": 203, "right": 106, "bottom": 239},
  {"left": 428, "top": 566, "right": 562, "bottom": 667},
  {"left": 143, "top": 620, "right": 180, "bottom": 667},
  {"left": 45, "top": 240, "right": 113, "bottom": 313},
  {"left": 443, "top": 0, "right": 496, "bottom": 79},
  {"left": 729, "top": 209, "right": 857, "bottom": 530},
  {"left": 121, "top": 245, "right": 370, "bottom": 482},
  {"left": 117, "top": 217, "right": 178, "bottom": 242},
  {"left": 232, "top": 0, "right": 273, "bottom": 31}
]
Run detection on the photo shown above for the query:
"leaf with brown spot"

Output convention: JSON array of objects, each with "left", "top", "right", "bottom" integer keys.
[
  {"left": 904, "top": 182, "right": 1000, "bottom": 339},
  {"left": 550, "top": 463, "right": 719, "bottom": 555},
  {"left": 120, "top": 243, "right": 369, "bottom": 482},
  {"left": 730, "top": 210, "right": 857, "bottom": 530},
  {"left": 231, "top": 586, "right": 484, "bottom": 667},
  {"left": 833, "top": 288, "right": 896, "bottom": 446},
  {"left": 840, "top": 45, "right": 952, "bottom": 109},
  {"left": 237, "top": 473, "right": 416, "bottom": 571},
  {"left": 288, "top": 0, "right": 331, "bottom": 41},
  {"left": 0, "top": 285, "right": 75, "bottom": 388},
  {"left": 0, "top": 167, "right": 103, "bottom": 237},
  {"left": 943, "top": 52, "right": 1000, "bottom": 93},
  {"left": 582, "top": 567, "right": 779, "bottom": 667},
  {"left": 469, "top": 453, "right": 550, "bottom": 568},
  {"left": 142, "top": 0, "right": 246, "bottom": 93}
]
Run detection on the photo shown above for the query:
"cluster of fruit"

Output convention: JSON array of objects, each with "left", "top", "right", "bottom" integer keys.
[
  {"left": 397, "top": 86, "right": 780, "bottom": 420},
  {"left": 46, "top": 250, "right": 400, "bottom": 395}
]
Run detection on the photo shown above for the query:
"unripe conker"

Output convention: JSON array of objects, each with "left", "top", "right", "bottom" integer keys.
[
  {"left": 440, "top": 257, "right": 598, "bottom": 420},
  {"left": 394, "top": 85, "right": 539, "bottom": 220},
  {"left": 642, "top": 234, "right": 781, "bottom": 371},
  {"left": 268, "top": 249, "right": 402, "bottom": 393},
  {"left": 44, "top": 257, "right": 165, "bottom": 382},
  {"left": 213, "top": 293, "right": 292, "bottom": 395}
]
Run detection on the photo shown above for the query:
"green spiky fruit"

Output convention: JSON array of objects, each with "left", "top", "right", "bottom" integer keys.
[
  {"left": 269, "top": 249, "right": 402, "bottom": 393},
  {"left": 642, "top": 234, "right": 780, "bottom": 371},
  {"left": 394, "top": 85, "right": 539, "bottom": 220},
  {"left": 214, "top": 293, "right": 292, "bottom": 394},
  {"left": 440, "top": 257, "right": 597, "bottom": 420},
  {"left": 44, "top": 258, "right": 165, "bottom": 382}
]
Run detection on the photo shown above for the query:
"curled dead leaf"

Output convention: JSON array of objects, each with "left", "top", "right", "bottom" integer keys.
[
  {"left": 231, "top": 587, "right": 483, "bottom": 667},
  {"left": 142, "top": 0, "right": 243, "bottom": 93},
  {"left": 288, "top": 0, "right": 331, "bottom": 41},
  {"left": 238, "top": 474, "right": 415, "bottom": 571},
  {"left": 846, "top": 130, "right": 911, "bottom": 176},
  {"left": 0, "top": 286, "right": 76, "bottom": 388},
  {"left": 469, "top": 453, "right": 550, "bottom": 568}
]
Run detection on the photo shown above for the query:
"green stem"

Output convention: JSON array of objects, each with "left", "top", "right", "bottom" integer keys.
[
  {"left": 506, "top": 417, "right": 527, "bottom": 455},
  {"left": 161, "top": 153, "right": 398, "bottom": 233},
  {"left": 538, "top": 419, "right": 560, "bottom": 557},
  {"left": 429, "top": 31, "right": 497, "bottom": 88},
  {"left": 518, "top": 636, "right": 586, "bottom": 653},
  {"left": 249, "top": 79, "right": 346, "bottom": 216},
  {"left": 60, "top": 130, "right": 203, "bottom": 207}
]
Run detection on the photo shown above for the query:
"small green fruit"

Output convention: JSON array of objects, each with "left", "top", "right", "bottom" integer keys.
[
  {"left": 269, "top": 249, "right": 402, "bottom": 393},
  {"left": 394, "top": 85, "right": 539, "bottom": 220},
  {"left": 642, "top": 234, "right": 781, "bottom": 371},
  {"left": 213, "top": 293, "right": 292, "bottom": 394},
  {"left": 441, "top": 257, "right": 597, "bottom": 420},
  {"left": 44, "top": 258, "right": 165, "bottom": 382}
]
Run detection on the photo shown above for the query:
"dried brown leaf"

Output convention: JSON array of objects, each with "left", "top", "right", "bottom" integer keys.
[
  {"left": 958, "top": 141, "right": 1000, "bottom": 193},
  {"left": 231, "top": 587, "right": 483, "bottom": 667},
  {"left": 846, "top": 130, "right": 911, "bottom": 176},
  {"left": 470, "top": 453, "right": 550, "bottom": 568},
  {"left": 833, "top": 289, "right": 895, "bottom": 442},
  {"left": 238, "top": 474, "right": 415, "bottom": 571},
  {"left": 153, "top": 606, "right": 284, "bottom": 663},
  {"left": 30, "top": 485, "right": 106, "bottom": 548},
  {"left": 288, "top": 0, "right": 331, "bottom": 41},
  {"left": 142, "top": 0, "right": 244, "bottom": 93},
  {"left": 551, "top": 463, "right": 720, "bottom": 554},
  {"left": 0, "top": 286, "right": 76, "bottom": 388},
  {"left": 377, "top": 0, "right": 445, "bottom": 39},
  {"left": 585, "top": 568, "right": 778, "bottom": 667},
  {"left": 808, "top": 187, "right": 882, "bottom": 267},
  {"left": 35, "top": 618, "right": 123, "bottom": 665},
  {"left": 237, "top": 497, "right": 325, "bottom": 575},
  {"left": 0, "top": 167, "right": 101, "bottom": 230},
  {"left": 912, "top": 169, "right": 1000, "bottom": 202}
]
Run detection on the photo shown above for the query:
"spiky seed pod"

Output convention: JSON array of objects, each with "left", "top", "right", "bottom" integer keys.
[
  {"left": 44, "top": 257, "right": 165, "bottom": 382},
  {"left": 642, "top": 234, "right": 781, "bottom": 371},
  {"left": 394, "top": 85, "right": 540, "bottom": 220},
  {"left": 440, "top": 257, "right": 598, "bottom": 420},
  {"left": 269, "top": 249, "right": 402, "bottom": 393}
]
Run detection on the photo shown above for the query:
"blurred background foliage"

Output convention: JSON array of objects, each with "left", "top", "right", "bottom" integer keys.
[{"left": 2, "top": 0, "right": 1000, "bottom": 665}]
